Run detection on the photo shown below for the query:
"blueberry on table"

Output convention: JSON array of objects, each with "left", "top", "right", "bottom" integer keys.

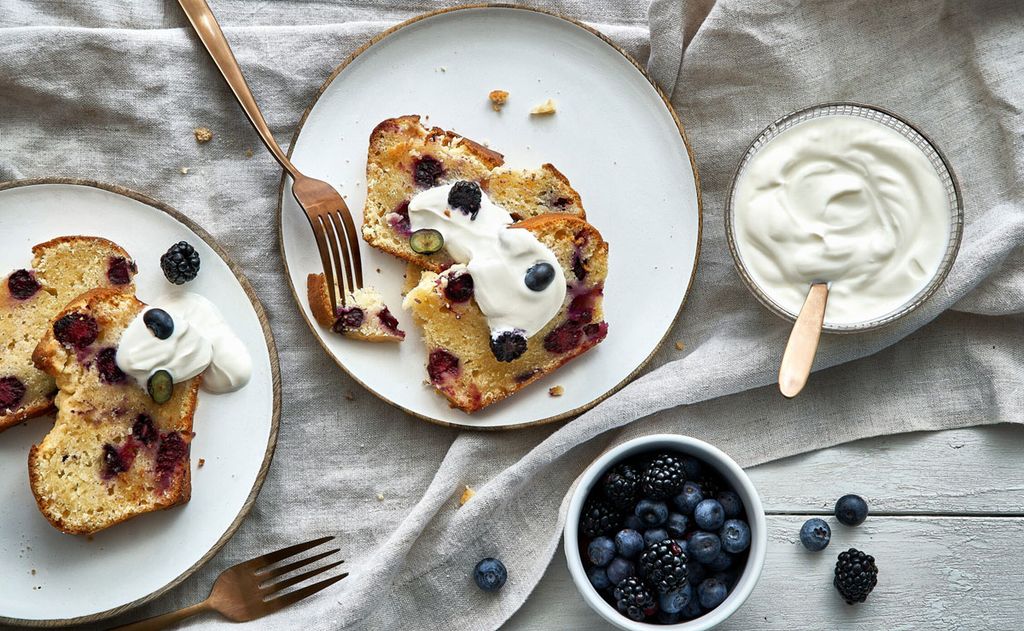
[
  {"left": 635, "top": 499, "right": 669, "bottom": 527},
  {"left": 799, "top": 517, "right": 832, "bottom": 551},
  {"left": 143, "top": 308, "right": 174, "bottom": 340},
  {"left": 697, "top": 577, "right": 729, "bottom": 609},
  {"left": 672, "top": 481, "right": 704, "bottom": 514},
  {"left": 160, "top": 241, "right": 201, "bottom": 285},
  {"left": 835, "top": 494, "right": 869, "bottom": 526},
  {"left": 614, "top": 529, "right": 644, "bottom": 559},
  {"left": 606, "top": 557, "right": 635, "bottom": 586},
  {"left": 694, "top": 499, "right": 726, "bottom": 530},
  {"left": 587, "top": 536, "right": 616, "bottom": 567},
  {"left": 473, "top": 558, "right": 507, "bottom": 592},
  {"left": 688, "top": 531, "right": 722, "bottom": 564},
  {"left": 719, "top": 519, "right": 751, "bottom": 553}
]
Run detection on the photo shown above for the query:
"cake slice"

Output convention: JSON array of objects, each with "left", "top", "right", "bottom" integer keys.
[
  {"left": 307, "top": 274, "right": 405, "bottom": 342},
  {"left": 29, "top": 289, "right": 199, "bottom": 534},
  {"left": 361, "top": 115, "right": 586, "bottom": 271},
  {"left": 0, "top": 236, "right": 137, "bottom": 432},
  {"left": 403, "top": 215, "right": 609, "bottom": 412}
]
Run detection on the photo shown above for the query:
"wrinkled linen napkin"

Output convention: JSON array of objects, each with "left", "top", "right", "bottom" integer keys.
[{"left": 1, "top": 0, "right": 1021, "bottom": 629}]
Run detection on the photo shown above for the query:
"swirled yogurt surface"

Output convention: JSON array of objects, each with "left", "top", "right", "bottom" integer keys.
[
  {"left": 733, "top": 115, "right": 950, "bottom": 325},
  {"left": 408, "top": 183, "right": 566, "bottom": 337},
  {"left": 116, "top": 292, "right": 252, "bottom": 393}
]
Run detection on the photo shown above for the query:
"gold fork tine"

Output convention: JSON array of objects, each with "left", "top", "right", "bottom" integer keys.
[
  {"left": 308, "top": 219, "right": 340, "bottom": 311},
  {"left": 261, "top": 560, "right": 346, "bottom": 596},
  {"left": 324, "top": 212, "right": 355, "bottom": 299},
  {"left": 262, "top": 573, "right": 349, "bottom": 614},
  {"left": 333, "top": 209, "right": 364, "bottom": 289},
  {"left": 256, "top": 548, "right": 340, "bottom": 580},
  {"left": 244, "top": 535, "right": 336, "bottom": 572}
]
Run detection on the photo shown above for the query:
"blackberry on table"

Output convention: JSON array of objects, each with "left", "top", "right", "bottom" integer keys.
[
  {"left": 834, "top": 548, "right": 878, "bottom": 604},
  {"left": 601, "top": 463, "right": 640, "bottom": 509},
  {"left": 638, "top": 539, "right": 689, "bottom": 594},
  {"left": 613, "top": 576, "right": 656, "bottom": 621},
  {"left": 580, "top": 498, "right": 621, "bottom": 538},
  {"left": 641, "top": 453, "right": 686, "bottom": 499},
  {"left": 160, "top": 241, "right": 201, "bottom": 285}
]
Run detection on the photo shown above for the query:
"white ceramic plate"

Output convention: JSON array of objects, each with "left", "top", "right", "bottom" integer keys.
[
  {"left": 0, "top": 180, "right": 279, "bottom": 626},
  {"left": 279, "top": 6, "right": 701, "bottom": 429}
]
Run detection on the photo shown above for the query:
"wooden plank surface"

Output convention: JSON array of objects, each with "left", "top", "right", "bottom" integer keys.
[{"left": 504, "top": 425, "right": 1024, "bottom": 630}]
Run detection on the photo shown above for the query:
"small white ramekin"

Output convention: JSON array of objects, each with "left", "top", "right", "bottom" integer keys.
[{"left": 564, "top": 434, "right": 767, "bottom": 631}]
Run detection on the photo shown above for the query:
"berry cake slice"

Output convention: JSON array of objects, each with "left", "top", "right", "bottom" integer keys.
[
  {"left": 361, "top": 115, "right": 586, "bottom": 271},
  {"left": 307, "top": 274, "right": 405, "bottom": 342},
  {"left": 30, "top": 288, "right": 199, "bottom": 534},
  {"left": 403, "top": 215, "right": 609, "bottom": 412},
  {"left": 1, "top": 236, "right": 137, "bottom": 432}
]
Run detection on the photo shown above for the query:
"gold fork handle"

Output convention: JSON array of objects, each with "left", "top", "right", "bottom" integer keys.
[
  {"left": 109, "top": 599, "right": 212, "bottom": 631},
  {"left": 177, "top": 0, "right": 298, "bottom": 178}
]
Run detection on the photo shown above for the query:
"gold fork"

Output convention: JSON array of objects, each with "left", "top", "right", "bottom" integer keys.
[
  {"left": 178, "top": 0, "right": 363, "bottom": 312},
  {"left": 112, "top": 536, "right": 346, "bottom": 629}
]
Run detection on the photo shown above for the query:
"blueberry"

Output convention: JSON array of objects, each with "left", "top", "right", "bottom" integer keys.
[
  {"left": 835, "top": 494, "right": 869, "bottom": 526},
  {"left": 623, "top": 515, "right": 645, "bottom": 532},
  {"left": 606, "top": 557, "right": 634, "bottom": 586},
  {"left": 679, "top": 456, "right": 702, "bottom": 480},
  {"left": 614, "top": 529, "right": 644, "bottom": 559},
  {"left": 717, "top": 491, "right": 743, "bottom": 519},
  {"left": 799, "top": 517, "right": 832, "bottom": 551},
  {"left": 587, "top": 537, "right": 616, "bottom": 567},
  {"left": 524, "top": 262, "right": 556, "bottom": 292},
  {"left": 587, "top": 566, "right": 610, "bottom": 590},
  {"left": 694, "top": 499, "right": 726, "bottom": 530},
  {"left": 143, "top": 308, "right": 174, "bottom": 340},
  {"left": 688, "top": 531, "right": 721, "bottom": 564},
  {"left": 680, "top": 593, "right": 704, "bottom": 619},
  {"left": 644, "top": 528, "right": 669, "bottom": 547},
  {"left": 686, "top": 560, "right": 707, "bottom": 586},
  {"left": 719, "top": 519, "right": 751, "bottom": 553},
  {"left": 657, "top": 582, "right": 693, "bottom": 614},
  {"left": 666, "top": 512, "right": 689, "bottom": 538},
  {"left": 147, "top": 369, "right": 174, "bottom": 404},
  {"left": 673, "top": 538, "right": 690, "bottom": 556},
  {"left": 473, "top": 558, "right": 507, "bottom": 592},
  {"left": 672, "top": 481, "right": 703, "bottom": 515},
  {"left": 697, "top": 577, "right": 729, "bottom": 609},
  {"left": 706, "top": 551, "right": 733, "bottom": 572},
  {"left": 635, "top": 499, "right": 669, "bottom": 527}
]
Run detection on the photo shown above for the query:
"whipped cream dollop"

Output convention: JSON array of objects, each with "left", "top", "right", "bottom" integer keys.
[
  {"left": 116, "top": 292, "right": 252, "bottom": 394},
  {"left": 408, "top": 183, "right": 566, "bottom": 337},
  {"left": 733, "top": 114, "right": 950, "bottom": 325}
]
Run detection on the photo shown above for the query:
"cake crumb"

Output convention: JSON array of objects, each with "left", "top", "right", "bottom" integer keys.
[
  {"left": 193, "top": 127, "right": 214, "bottom": 143},
  {"left": 549, "top": 385, "right": 564, "bottom": 397},
  {"left": 376, "top": 493, "right": 385, "bottom": 501},
  {"left": 489, "top": 90, "right": 509, "bottom": 111},
  {"left": 30, "top": 569, "right": 36, "bottom": 575},
  {"left": 530, "top": 98, "right": 557, "bottom": 115},
  {"left": 459, "top": 485, "right": 476, "bottom": 506},
  {"left": 198, "top": 458, "right": 206, "bottom": 468},
  {"left": 675, "top": 341, "right": 685, "bottom": 351},
  {"left": 179, "top": 167, "right": 189, "bottom": 175},
  {"left": 245, "top": 148, "right": 254, "bottom": 158}
]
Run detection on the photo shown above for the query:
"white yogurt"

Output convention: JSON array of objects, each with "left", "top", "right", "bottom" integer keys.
[
  {"left": 116, "top": 292, "right": 252, "bottom": 393},
  {"left": 732, "top": 115, "right": 950, "bottom": 325},
  {"left": 408, "top": 183, "right": 566, "bottom": 338}
]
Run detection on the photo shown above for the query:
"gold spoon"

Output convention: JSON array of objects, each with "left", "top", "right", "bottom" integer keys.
[{"left": 778, "top": 282, "right": 829, "bottom": 398}]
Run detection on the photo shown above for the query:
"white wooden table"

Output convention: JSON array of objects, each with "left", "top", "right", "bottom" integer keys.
[{"left": 504, "top": 424, "right": 1024, "bottom": 630}]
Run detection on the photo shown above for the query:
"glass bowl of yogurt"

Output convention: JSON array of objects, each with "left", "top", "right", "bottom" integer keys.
[{"left": 726, "top": 102, "right": 964, "bottom": 332}]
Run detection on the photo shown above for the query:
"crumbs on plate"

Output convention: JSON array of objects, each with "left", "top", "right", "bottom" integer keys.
[
  {"left": 549, "top": 385, "right": 564, "bottom": 397},
  {"left": 489, "top": 90, "right": 509, "bottom": 112},
  {"left": 530, "top": 98, "right": 557, "bottom": 116}
]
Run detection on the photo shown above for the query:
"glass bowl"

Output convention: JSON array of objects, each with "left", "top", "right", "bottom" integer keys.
[{"left": 725, "top": 102, "right": 964, "bottom": 333}]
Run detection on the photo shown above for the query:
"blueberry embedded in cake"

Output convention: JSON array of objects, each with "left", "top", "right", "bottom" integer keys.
[{"left": 306, "top": 275, "right": 405, "bottom": 343}]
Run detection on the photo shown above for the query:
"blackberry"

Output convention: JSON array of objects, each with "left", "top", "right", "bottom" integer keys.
[
  {"left": 95, "top": 347, "right": 126, "bottom": 384},
  {"left": 107, "top": 256, "right": 135, "bottom": 286},
  {"left": 426, "top": 349, "right": 459, "bottom": 384},
  {"left": 612, "top": 576, "right": 656, "bottom": 621},
  {"left": 833, "top": 548, "right": 878, "bottom": 604},
  {"left": 641, "top": 453, "right": 686, "bottom": 500},
  {"left": 444, "top": 272, "right": 474, "bottom": 303},
  {"left": 580, "top": 498, "right": 621, "bottom": 538},
  {"left": 601, "top": 464, "right": 639, "bottom": 509},
  {"left": 413, "top": 155, "right": 444, "bottom": 188},
  {"left": 53, "top": 312, "right": 99, "bottom": 349},
  {"left": 490, "top": 330, "right": 527, "bottom": 362},
  {"left": 160, "top": 241, "right": 201, "bottom": 285},
  {"left": 332, "top": 306, "right": 365, "bottom": 332},
  {"left": 543, "top": 321, "right": 582, "bottom": 354},
  {"left": 8, "top": 269, "right": 40, "bottom": 299},
  {"left": 696, "top": 471, "right": 724, "bottom": 499},
  {"left": 447, "top": 180, "right": 482, "bottom": 218},
  {"left": 638, "top": 539, "right": 689, "bottom": 593},
  {"left": 0, "top": 376, "right": 26, "bottom": 412}
]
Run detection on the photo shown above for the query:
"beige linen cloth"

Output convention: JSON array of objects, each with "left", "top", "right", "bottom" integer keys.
[{"left": 1, "top": 1, "right": 1021, "bottom": 629}]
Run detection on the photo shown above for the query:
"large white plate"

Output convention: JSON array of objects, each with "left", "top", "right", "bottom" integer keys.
[
  {"left": 279, "top": 6, "right": 701, "bottom": 429},
  {"left": 0, "top": 180, "right": 279, "bottom": 626}
]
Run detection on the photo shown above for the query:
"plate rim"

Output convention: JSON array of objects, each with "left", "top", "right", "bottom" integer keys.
[
  {"left": 276, "top": 3, "right": 703, "bottom": 431},
  {"left": 0, "top": 177, "right": 282, "bottom": 627}
]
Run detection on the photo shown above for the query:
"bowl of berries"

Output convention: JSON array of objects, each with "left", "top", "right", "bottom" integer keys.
[{"left": 564, "top": 435, "right": 766, "bottom": 629}]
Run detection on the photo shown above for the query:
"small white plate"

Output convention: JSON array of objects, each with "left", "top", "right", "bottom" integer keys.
[
  {"left": 0, "top": 180, "right": 279, "bottom": 626},
  {"left": 279, "top": 6, "right": 701, "bottom": 429}
]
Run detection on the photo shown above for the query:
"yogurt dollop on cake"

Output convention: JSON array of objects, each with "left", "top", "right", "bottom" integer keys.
[
  {"left": 409, "top": 181, "right": 567, "bottom": 338},
  {"left": 117, "top": 292, "right": 251, "bottom": 393},
  {"left": 733, "top": 114, "right": 950, "bottom": 325}
]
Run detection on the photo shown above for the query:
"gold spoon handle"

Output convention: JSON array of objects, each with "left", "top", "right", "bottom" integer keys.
[
  {"left": 177, "top": 0, "right": 298, "bottom": 177},
  {"left": 779, "top": 283, "right": 829, "bottom": 398}
]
